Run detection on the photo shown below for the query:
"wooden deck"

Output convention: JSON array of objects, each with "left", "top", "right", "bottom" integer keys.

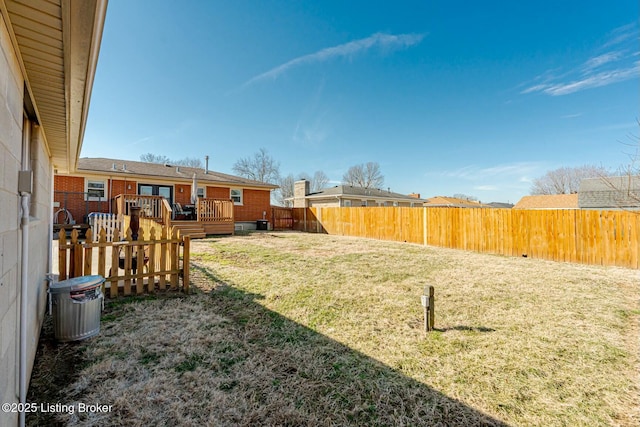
[{"left": 113, "top": 194, "right": 235, "bottom": 238}]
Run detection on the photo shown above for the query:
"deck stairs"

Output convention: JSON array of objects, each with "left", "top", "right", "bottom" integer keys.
[{"left": 170, "top": 221, "right": 207, "bottom": 239}]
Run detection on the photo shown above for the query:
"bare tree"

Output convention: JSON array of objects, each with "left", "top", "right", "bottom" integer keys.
[
  {"left": 140, "top": 153, "right": 171, "bottom": 164},
  {"left": 232, "top": 148, "right": 280, "bottom": 183},
  {"left": 175, "top": 157, "right": 203, "bottom": 168},
  {"left": 312, "top": 170, "right": 329, "bottom": 192},
  {"left": 275, "top": 170, "right": 330, "bottom": 206},
  {"left": 140, "top": 154, "right": 203, "bottom": 168},
  {"left": 298, "top": 171, "right": 330, "bottom": 192},
  {"left": 342, "top": 162, "right": 384, "bottom": 189},
  {"left": 530, "top": 165, "right": 610, "bottom": 195},
  {"left": 452, "top": 193, "right": 478, "bottom": 201},
  {"left": 605, "top": 124, "right": 640, "bottom": 208},
  {"left": 275, "top": 174, "right": 296, "bottom": 207}
]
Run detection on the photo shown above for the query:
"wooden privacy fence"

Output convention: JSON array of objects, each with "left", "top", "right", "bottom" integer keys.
[
  {"left": 293, "top": 207, "right": 640, "bottom": 269},
  {"left": 57, "top": 226, "right": 190, "bottom": 298},
  {"left": 271, "top": 206, "right": 294, "bottom": 230}
]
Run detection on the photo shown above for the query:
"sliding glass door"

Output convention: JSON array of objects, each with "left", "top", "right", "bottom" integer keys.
[{"left": 138, "top": 184, "right": 173, "bottom": 206}]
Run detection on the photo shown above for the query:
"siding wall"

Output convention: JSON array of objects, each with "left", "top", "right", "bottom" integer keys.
[{"left": 1, "top": 15, "right": 52, "bottom": 425}]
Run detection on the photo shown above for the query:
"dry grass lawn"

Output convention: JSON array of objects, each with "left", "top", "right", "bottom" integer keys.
[{"left": 28, "top": 231, "right": 639, "bottom": 426}]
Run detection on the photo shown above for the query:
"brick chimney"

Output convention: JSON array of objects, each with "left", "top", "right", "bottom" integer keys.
[
  {"left": 408, "top": 193, "right": 421, "bottom": 199},
  {"left": 293, "top": 179, "right": 310, "bottom": 208}
]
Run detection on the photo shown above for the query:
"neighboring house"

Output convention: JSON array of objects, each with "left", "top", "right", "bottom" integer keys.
[
  {"left": 486, "top": 202, "right": 514, "bottom": 209},
  {"left": 513, "top": 194, "right": 579, "bottom": 209},
  {"left": 424, "top": 196, "right": 489, "bottom": 208},
  {"left": 292, "top": 180, "right": 425, "bottom": 208},
  {"left": 54, "top": 157, "right": 278, "bottom": 229},
  {"left": 0, "top": 1, "right": 106, "bottom": 425},
  {"left": 578, "top": 176, "right": 640, "bottom": 210}
]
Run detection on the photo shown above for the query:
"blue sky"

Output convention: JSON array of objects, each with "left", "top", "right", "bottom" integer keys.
[{"left": 82, "top": 1, "right": 639, "bottom": 204}]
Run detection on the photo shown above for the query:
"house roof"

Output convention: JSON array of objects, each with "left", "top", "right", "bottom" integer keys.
[
  {"left": 305, "top": 185, "right": 426, "bottom": 202},
  {"left": 424, "top": 196, "right": 488, "bottom": 208},
  {"left": 75, "top": 158, "right": 278, "bottom": 189},
  {"left": 578, "top": 176, "right": 640, "bottom": 209},
  {"left": 513, "top": 194, "right": 579, "bottom": 209},
  {"left": 3, "top": 0, "right": 107, "bottom": 173},
  {"left": 486, "top": 202, "right": 514, "bottom": 209}
]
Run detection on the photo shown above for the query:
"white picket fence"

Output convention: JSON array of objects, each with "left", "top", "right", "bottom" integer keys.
[{"left": 90, "top": 213, "right": 124, "bottom": 242}]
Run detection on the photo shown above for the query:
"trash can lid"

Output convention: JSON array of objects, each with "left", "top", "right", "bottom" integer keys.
[{"left": 49, "top": 275, "right": 105, "bottom": 294}]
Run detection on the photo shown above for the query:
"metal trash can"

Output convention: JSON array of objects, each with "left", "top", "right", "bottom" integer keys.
[
  {"left": 49, "top": 275, "right": 104, "bottom": 342},
  {"left": 256, "top": 219, "right": 269, "bottom": 230}
]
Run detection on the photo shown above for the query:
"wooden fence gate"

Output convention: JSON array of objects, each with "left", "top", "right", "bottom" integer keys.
[
  {"left": 272, "top": 206, "right": 294, "bottom": 230},
  {"left": 57, "top": 226, "right": 190, "bottom": 298}
]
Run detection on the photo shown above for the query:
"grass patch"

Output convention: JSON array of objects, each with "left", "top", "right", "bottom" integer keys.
[
  {"left": 28, "top": 232, "right": 639, "bottom": 426},
  {"left": 175, "top": 353, "right": 206, "bottom": 373}
]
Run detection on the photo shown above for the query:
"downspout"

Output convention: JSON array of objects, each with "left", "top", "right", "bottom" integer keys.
[
  {"left": 19, "top": 123, "right": 32, "bottom": 427},
  {"left": 109, "top": 175, "right": 113, "bottom": 214}
]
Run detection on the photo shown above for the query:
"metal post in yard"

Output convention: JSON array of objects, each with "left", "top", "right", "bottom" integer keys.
[{"left": 422, "top": 286, "right": 435, "bottom": 332}]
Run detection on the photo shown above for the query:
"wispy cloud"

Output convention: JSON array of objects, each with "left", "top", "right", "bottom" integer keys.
[
  {"left": 133, "top": 136, "right": 152, "bottom": 145},
  {"left": 241, "top": 32, "right": 425, "bottom": 88},
  {"left": 540, "top": 62, "right": 640, "bottom": 95},
  {"left": 292, "top": 80, "right": 331, "bottom": 146},
  {"left": 521, "top": 23, "right": 639, "bottom": 96},
  {"left": 439, "top": 162, "right": 542, "bottom": 180},
  {"left": 561, "top": 113, "right": 582, "bottom": 119},
  {"left": 582, "top": 51, "right": 623, "bottom": 71},
  {"left": 603, "top": 22, "right": 638, "bottom": 48},
  {"left": 474, "top": 185, "right": 498, "bottom": 191},
  {"left": 425, "top": 162, "right": 545, "bottom": 202}
]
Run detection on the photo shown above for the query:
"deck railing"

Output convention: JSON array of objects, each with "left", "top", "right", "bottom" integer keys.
[
  {"left": 113, "top": 194, "right": 166, "bottom": 222},
  {"left": 197, "top": 198, "right": 234, "bottom": 223}
]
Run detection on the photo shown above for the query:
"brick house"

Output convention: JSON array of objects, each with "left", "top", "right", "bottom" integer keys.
[{"left": 54, "top": 157, "right": 278, "bottom": 230}]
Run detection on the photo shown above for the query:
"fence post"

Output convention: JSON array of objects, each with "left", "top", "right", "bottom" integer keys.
[
  {"left": 83, "top": 229, "right": 93, "bottom": 276},
  {"left": 182, "top": 236, "right": 190, "bottom": 294},
  {"left": 316, "top": 208, "right": 322, "bottom": 233},
  {"left": 71, "top": 229, "right": 82, "bottom": 279},
  {"left": 136, "top": 229, "right": 145, "bottom": 294},
  {"left": 110, "top": 228, "right": 120, "bottom": 298},
  {"left": 147, "top": 228, "right": 157, "bottom": 293},
  {"left": 303, "top": 207, "right": 307, "bottom": 232},
  {"left": 58, "top": 229, "right": 68, "bottom": 280},
  {"left": 423, "top": 206, "right": 427, "bottom": 246}
]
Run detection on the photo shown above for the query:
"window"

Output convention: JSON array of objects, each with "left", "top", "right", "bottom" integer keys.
[
  {"left": 139, "top": 185, "right": 153, "bottom": 196},
  {"left": 197, "top": 187, "right": 205, "bottom": 198},
  {"left": 393, "top": 201, "right": 399, "bottom": 207},
  {"left": 361, "top": 200, "right": 368, "bottom": 207},
  {"left": 343, "top": 200, "right": 352, "bottom": 207},
  {"left": 231, "top": 188, "right": 243, "bottom": 204},
  {"left": 86, "top": 180, "right": 106, "bottom": 200}
]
